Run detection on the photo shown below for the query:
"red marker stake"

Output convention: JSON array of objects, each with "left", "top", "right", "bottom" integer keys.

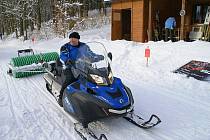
[{"left": 145, "top": 47, "right": 150, "bottom": 67}]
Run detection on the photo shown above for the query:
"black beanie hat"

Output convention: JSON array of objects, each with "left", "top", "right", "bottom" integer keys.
[{"left": 69, "top": 32, "right": 80, "bottom": 39}]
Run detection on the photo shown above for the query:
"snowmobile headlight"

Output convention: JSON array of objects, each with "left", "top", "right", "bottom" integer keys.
[{"left": 90, "top": 74, "right": 107, "bottom": 85}]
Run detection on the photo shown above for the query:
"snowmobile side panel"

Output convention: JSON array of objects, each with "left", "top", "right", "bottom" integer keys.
[
  {"left": 63, "top": 90, "right": 113, "bottom": 126},
  {"left": 44, "top": 73, "right": 62, "bottom": 100},
  {"left": 123, "top": 85, "right": 134, "bottom": 106}
]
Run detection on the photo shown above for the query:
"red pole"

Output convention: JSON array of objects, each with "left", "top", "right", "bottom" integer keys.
[
  {"left": 145, "top": 47, "right": 150, "bottom": 67},
  {"left": 146, "top": 57, "right": 149, "bottom": 67}
]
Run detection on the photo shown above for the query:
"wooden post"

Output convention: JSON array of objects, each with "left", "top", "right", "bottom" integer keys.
[
  {"left": 180, "top": 0, "right": 186, "bottom": 40},
  {"left": 148, "top": 0, "right": 152, "bottom": 41}
]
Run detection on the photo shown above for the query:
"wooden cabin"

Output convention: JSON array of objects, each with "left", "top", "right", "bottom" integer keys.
[{"left": 111, "top": 0, "right": 210, "bottom": 42}]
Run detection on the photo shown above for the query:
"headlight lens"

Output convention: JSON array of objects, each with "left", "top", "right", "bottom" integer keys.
[{"left": 90, "top": 74, "right": 107, "bottom": 85}]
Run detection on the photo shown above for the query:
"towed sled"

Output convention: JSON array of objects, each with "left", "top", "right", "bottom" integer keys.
[
  {"left": 7, "top": 48, "right": 59, "bottom": 78},
  {"left": 43, "top": 42, "right": 161, "bottom": 140}
]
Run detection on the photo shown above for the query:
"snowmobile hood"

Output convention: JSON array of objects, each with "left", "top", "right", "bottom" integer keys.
[{"left": 85, "top": 77, "right": 130, "bottom": 109}]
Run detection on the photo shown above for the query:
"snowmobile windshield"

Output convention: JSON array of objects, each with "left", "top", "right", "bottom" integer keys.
[{"left": 75, "top": 42, "right": 113, "bottom": 85}]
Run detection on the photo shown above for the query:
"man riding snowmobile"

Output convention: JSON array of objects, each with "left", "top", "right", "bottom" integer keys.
[
  {"left": 58, "top": 32, "right": 104, "bottom": 106},
  {"left": 44, "top": 40, "right": 161, "bottom": 140}
]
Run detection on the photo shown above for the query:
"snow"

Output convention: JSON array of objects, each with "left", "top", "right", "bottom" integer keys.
[{"left": 1, "top": 25, "right": 210, "bottom": 140}]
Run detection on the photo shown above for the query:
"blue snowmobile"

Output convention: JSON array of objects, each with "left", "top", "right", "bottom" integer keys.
[{"left": 44, "top": 42, "right": 161, "bottom": 140}]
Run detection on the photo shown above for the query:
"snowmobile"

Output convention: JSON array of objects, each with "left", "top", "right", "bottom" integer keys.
[
  {"left": 7, "top": 47, "right": 59, "bottom": 78},
  {"left": 43, "top": 42, "right": 161, "bottom": 140}
]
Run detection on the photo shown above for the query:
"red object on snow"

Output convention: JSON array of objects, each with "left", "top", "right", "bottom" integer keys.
[{"left": 145, "top": 47, "right": 150, "bottom": 58}]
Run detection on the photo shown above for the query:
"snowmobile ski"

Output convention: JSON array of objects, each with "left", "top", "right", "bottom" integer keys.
[
  {"left": 123, "top": 112, "right": 161, "bottom": 129},
  {"left": 74, "top": 123, "right": 108, "bottom": 140}
]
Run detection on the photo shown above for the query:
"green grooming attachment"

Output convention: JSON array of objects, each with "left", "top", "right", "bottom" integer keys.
[{"left": 9, "top": 52, "right": 59, "bottom": 78}]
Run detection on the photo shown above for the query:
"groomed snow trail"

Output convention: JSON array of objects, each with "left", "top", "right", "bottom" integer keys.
[
  {"left": 0, "top": 53, "right": 77, "bottom": 140},
  {"left": 1, "top": 27, "right": 210, "bottom": 140}
]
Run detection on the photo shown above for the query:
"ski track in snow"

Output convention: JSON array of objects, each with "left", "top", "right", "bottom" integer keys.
[
  {"left": 0, "top": 66, "right": 28, "bottom": 140},
  {"left": 0, "top": 64, "right": 75, "bottom": 140}
]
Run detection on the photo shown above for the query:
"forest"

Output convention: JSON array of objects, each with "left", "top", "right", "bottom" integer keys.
[{"left": 0, "top": 0, "right": 111, "bottom": 39}]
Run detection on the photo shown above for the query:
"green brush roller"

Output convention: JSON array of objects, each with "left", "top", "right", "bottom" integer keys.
[{"left": 9, "top": 52, "right": 59, "bottom": 78}]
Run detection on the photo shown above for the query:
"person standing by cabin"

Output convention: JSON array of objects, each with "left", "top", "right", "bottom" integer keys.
[{"left": 165, "top": 17, "right": 176, "bottom": 42}]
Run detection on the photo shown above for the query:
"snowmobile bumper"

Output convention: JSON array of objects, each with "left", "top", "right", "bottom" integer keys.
[{"left": 108, "top": 105, "right": 134, "bottom": 114}]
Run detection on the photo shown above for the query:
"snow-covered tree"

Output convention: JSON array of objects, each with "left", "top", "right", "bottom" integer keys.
[{"left": 0, "top": 0, "right": 111, "bottom": 39}]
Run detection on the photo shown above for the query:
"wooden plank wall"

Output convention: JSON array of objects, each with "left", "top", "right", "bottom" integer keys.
[
  {"left": 132, "top": 0, "right": 144, "bottom": 42},
  {"left": 112, "top": 0, "right": 144, "bottom": 42},
  {"left": 112, "top": 10, "right": 122, "bottom": 40}
]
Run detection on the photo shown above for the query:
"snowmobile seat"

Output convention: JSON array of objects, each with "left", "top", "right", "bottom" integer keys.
[{"left": 61, "top": 68, "right": 76, "bottom": 84}]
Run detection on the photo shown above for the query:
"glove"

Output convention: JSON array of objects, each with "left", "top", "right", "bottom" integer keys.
[
  {"left": 97, "top": 55, "right": 104, "bottom": 61},
  {"left": 91, "top": 55, "right": 104, "bottom": 63},
  {"left": 66, "top": 59, "right": 75, "bottom": 65}
]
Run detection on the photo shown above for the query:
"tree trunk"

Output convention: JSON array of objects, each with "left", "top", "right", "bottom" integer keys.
[
  {"left": 20, "top": 19, "right": 24, "bottom": 36},
  {"left": 37, "top": 0, "right": 42, "bottom": 30},
  {"left": 25, "top": 20, "right": 28, "bottom": 40},
  {"left": 15, "top": 28, "right": 18, "bottom": 38},
  {"left": 30, "top": 20, "right": 34, "bottom": 31}
]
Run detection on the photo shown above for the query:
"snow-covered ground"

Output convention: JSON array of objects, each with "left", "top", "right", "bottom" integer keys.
[{"left": 0, "top": 25, "right": 210, "bottom": 140}]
